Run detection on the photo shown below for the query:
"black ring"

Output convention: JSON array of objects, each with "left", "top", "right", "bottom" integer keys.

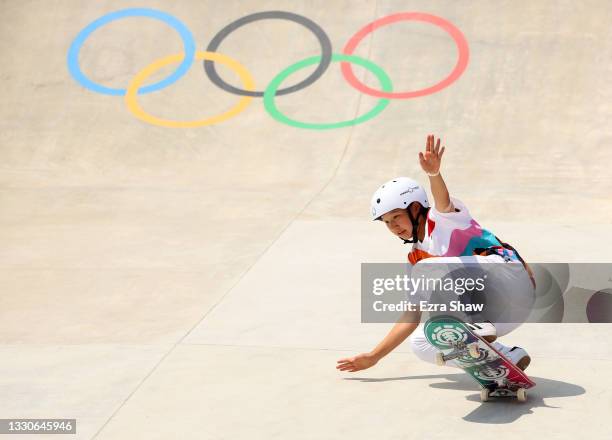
[{"left": 204, "top": 11, "right": 332, "bottom": 97}]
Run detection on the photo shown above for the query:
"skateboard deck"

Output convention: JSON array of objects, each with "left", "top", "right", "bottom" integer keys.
[{"left": 424, "top": 315, "right": 535, "bottom": 401}]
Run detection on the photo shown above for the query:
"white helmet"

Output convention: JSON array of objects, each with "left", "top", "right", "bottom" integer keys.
[{"left": 370, "top": 177, "right": 429, "bottom": 221}]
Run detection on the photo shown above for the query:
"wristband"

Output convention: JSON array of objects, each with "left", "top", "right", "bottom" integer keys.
[{"left": 426, "top": 170, "right": 440, "bottom": 177}]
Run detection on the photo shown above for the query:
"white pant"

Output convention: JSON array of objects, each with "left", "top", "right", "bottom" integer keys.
[{"left": 408, "top": 254, "right": 535, "bottom": 365}]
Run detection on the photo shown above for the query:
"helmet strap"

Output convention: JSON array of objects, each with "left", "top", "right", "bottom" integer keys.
[{"left": 402, "top": 206, "right": 429, "bottom": 244}]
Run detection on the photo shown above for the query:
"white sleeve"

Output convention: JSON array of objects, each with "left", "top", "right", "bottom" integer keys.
[{"left": 428, "top": 197, "right": 472, "bottom": 226}]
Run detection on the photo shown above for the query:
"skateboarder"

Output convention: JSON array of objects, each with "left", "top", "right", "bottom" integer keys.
[{"left": 337, "top": 135, "right": 535, "bottom": 374}]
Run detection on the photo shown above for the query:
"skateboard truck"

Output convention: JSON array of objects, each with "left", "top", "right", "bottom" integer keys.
[
  {"left": 481, "top": 385, "right": 527, "bottom": 402},
  {"left": 435, "top": 341, "right": 480, "bottom": 366},
  {"left": 477, "top": 369, "right": 528, "bottom": 401}
]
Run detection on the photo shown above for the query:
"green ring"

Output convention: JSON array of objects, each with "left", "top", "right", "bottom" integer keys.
[{"left": 264, "top": 54, "right": 392, "bottom": 130}]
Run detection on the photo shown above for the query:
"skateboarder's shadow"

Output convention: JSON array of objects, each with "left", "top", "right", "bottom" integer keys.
[{"left": 348, "top": 374, "right": 584, "bottom": 423}]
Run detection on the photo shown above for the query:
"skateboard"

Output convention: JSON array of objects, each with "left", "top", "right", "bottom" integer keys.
[{"left": 424, "top": 315, "right": 535, "bottom": 402}]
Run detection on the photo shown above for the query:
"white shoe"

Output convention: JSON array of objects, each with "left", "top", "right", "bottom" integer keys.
[
  {"left": 467, "top": 321, "right": 497, "bottom": 340},
  {"left": 493, "top": 342, "right": 531, "bottom": 370}
]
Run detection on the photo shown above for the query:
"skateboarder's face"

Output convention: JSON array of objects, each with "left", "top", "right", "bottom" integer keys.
[{"left": 381, "top": 208, "right": 413, "bottom": 240}]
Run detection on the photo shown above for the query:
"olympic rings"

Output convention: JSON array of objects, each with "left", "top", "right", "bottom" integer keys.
[
  {"left": 204, "top": 11, "right": 332, "bottom": 97},
  {"left": 67, "top": 8, "right": 470, "bottom": 129},
  {"left": 67, "top": 8, "right": 196, "bottom": 96},
  {"left": 264, "top": 54, "right": 392, "bottom": 130},
  {"left": 341, "top": 13, "right": 469, "bottom": 99},
  {"left": 125, "top": 51, "right": 255, "bottom": 128}
]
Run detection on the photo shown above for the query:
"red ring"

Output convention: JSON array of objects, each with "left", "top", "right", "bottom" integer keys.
[{"left": 341, "top": 12, "right": 469, "bottom": 99}]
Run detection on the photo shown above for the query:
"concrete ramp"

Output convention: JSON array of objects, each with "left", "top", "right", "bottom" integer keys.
[{"left": 1, "top": 1, "right": 611, "bottom": 438}]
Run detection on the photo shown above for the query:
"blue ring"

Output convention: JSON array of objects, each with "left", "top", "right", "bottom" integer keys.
[{"left": 67, "top": 8, "right": 196, "bottom": 96}]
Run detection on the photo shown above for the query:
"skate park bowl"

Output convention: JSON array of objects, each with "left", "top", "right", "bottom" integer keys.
[{"left": 1, "top": 1, "right": 611, "bottom": 438}]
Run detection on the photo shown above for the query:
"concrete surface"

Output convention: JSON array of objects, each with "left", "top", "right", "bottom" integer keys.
[{"left": 1, "top": 0, "right": 611, "bottom": 439}]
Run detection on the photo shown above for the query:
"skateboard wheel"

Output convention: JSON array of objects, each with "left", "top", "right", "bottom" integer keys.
[
  {"left": 435, "top": 352, "right": 445, "bottom": 366},
  {"left": 517, "top": 388, "right": 527, "bottom": 402},
  {"left": 468, "top": 343, "right": 480, "bottom": 358},
  {"left": 480, "top": 388, "right": 490, "bottom": 402}
]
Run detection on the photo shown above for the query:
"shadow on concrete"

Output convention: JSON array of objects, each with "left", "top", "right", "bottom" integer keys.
[{"left": 345, "top": 374, "right": 585, "bottom": 423}]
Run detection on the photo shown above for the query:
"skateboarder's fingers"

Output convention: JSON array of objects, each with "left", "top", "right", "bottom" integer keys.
[
  {"left": 337, "top": 366, "right": 354, "bottom": 372},
  {"left": 337, "top": 365, "right": 355, "bottom": 372}
]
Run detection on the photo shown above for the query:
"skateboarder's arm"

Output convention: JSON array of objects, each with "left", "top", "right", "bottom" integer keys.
[
  {"left": 428, "top": 173, "right": 453, "bottom": 213},
  {"left": 419, "top": 135, "right": 453, "bottom": 213},
  {"left": 336, "top": 310, "right": 421, "bottom": 372},
  {"left": 370, "top": 310, "right": 422, "bottom": 361}
]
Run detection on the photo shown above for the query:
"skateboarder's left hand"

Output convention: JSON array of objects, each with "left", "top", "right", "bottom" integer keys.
[{"left": 336, "top": 353, "right": 378, "bottom": 372}]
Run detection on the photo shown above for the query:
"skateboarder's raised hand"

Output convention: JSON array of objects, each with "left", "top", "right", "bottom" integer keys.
[
  {"left": 419, "top": 134, "right": 445, "bottom": 176},
  {"left": 419, "top": 134, "right": 453, "bottom": 213}
]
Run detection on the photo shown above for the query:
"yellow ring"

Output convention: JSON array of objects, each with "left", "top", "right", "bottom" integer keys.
[{"left": 125, "top": 51, "right": 255, "bottom": 128}]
